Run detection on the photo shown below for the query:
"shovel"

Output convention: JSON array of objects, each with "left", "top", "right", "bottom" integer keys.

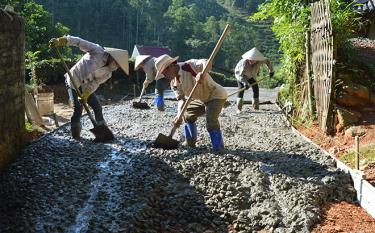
[
  {"left": 54, "top": 47, "right": 114, "bottom": 142},
  {"left": 224, "top": 76, "right": 267, "bottom": 108},
  {"left": 153, "top": 24, "right": 231, "bottom": 149},
  {"left": 132, "top": 85, "right": 150, "bottom": 109}
]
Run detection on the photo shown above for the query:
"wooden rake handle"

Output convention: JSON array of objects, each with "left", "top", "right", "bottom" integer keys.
[
  {"left": 54, "top": 47, "right": 97, "bottom": 126},
  {"left": 138, "top": 85, "right": 146, "bottom": 102},
  {"left": 168, "top": 24, "right": 231, "bottom": 137}
]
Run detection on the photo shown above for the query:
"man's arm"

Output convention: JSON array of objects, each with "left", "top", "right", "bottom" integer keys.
[
  {"left": 66, "top": 35, "right": 104, "bottom": 54},
  {"left": 142, "top": 67, "right": 155, "bottom": 89},
  {"left": 260, "top": 59, "right": 274, "bottom": 77}
]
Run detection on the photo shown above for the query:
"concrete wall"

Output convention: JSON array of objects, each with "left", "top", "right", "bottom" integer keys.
[{"left": 0, "top": 11, "right": 25, "bottom": 170}]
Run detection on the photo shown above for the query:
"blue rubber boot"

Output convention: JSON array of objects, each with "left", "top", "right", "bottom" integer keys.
[
  {"left": 183, "top": 122, "right": 197, "bottom": 147},
  {"left": 209, "top": 129, "right": 224, "bottom": 152},
  {"left": 154, "top": 95, "right": 165, "bottom": 111}
]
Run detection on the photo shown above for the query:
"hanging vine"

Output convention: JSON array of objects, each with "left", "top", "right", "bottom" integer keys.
[{"left": 250, "top": 0, "right": 360, "bottom": 125}]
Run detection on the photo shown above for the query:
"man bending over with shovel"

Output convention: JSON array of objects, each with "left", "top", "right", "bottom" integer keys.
[
  {"left": 134, "top": 55, "right": 170, "bottom": 111},
  {"left": 155, "top": 55, "right": 228, "bottom": 152},
  {"left": 234, "top": 47, "right": 274, "bottom": 112},
  {"left": 49, "top": 35, "right": 129, "bottom": 141}
]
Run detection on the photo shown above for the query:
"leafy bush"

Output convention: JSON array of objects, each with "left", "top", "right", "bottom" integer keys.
[
  {"left": 251, "top": 0, "right": 360, "bottom": 124},
  {"left": 25, "top": 58, "right": 76, "bottom": 85},
  {"left": 210, "top": 71, "right": 237, "bottom": 87}
]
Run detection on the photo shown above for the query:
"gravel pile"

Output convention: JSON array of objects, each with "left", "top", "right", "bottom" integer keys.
[
  {"left": 0, "top": 100, "right": 356, "bottom": 233},
  {"left": 350, "top": 37, "right": 375, "bottom": 62}
]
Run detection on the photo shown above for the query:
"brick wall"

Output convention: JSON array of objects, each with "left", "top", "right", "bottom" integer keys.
[{"left": 0, "top": 11, "right": 25, "bottom": 170}]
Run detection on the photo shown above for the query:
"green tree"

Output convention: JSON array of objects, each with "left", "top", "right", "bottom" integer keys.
[{"left": 1, "top": 0, "right": 69, "bottom": 60}]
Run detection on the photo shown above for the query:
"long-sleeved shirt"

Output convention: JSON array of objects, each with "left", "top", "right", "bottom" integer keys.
[
  {"left": 64, "top": 35, "right": 116, "bottom": 94},
  {"left": 142, "top": 57, "right": 158, "bottom": 87},
  {"left": 171, "top": 59, "right": 227, "bottom": 103},
  {"left": 234, "top": 58, "right": 273, "bottom": 83}
]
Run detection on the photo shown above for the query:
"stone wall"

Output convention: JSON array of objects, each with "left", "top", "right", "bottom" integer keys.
[
  {"left": 0, "top": 11, "right": 25, "bottom": 170},
  {"left": 369, "top": 18, "right": 375, "bottom": 40}
]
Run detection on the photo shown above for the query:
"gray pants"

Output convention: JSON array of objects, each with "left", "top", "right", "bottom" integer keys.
[
  {"left": 69, "top": 88, "right": 104, "bottom": 127},
  {"left": 185, "top": 99, "right": 226, "bottom": 131}
]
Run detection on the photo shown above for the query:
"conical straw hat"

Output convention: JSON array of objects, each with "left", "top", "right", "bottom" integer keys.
[
  {"left": 104, "top": 47, "right": 129, "bottom": 75},
  {"left": 134, "top": 55, "right": 151, "bottom": 70},
  {"left": 241, "top": 47, "right": 266, "bottom": 61}
]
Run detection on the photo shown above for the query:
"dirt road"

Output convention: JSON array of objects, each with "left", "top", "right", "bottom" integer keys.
[{"left": 0, "top": 97, "right": 356, "bottom": 232}]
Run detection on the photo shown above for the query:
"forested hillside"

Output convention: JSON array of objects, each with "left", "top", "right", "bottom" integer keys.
[{"left": 35, "top": 0, "right": 280, "bottom": 71}]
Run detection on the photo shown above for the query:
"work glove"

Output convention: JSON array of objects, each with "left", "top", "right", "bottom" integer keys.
[
  {"left": 78, "top": 91, "right": 91, "bottom": 104},
  {"left": 49, "top": 37, "right": 68, "bottom": 48},
  {"left": 269, "top": 71, "right": 274, "bottom": 78}
]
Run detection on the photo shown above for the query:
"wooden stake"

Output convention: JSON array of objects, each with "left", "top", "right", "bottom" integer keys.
[{"left": 355, "top": 136, "right": 359, "bottom": 170}]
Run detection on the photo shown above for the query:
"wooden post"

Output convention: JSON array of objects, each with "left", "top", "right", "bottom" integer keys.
[
  {"left": 305, "top": 31, "right": 313, "bottom": 116},
  {"left": 355, "top": 136, "right": 359, "bottom": 170}
]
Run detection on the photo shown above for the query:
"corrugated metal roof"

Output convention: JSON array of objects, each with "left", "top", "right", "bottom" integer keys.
[{"left": 131, "top": 45, "right": 171, "bottom": 58}]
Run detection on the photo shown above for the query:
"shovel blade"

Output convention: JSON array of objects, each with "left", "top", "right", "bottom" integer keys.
[
  {"left": 153, "top": 133, "right": 179, "bottom": 149},
  {"left": 90, "top": 124, "right": 114, "bottom": 143},
  {"left": 132, "top": 101, "right": 150, "bottom": 109}
]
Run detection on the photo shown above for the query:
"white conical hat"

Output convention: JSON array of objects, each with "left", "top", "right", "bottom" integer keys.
[
  {"left": 241, "top": 47, "right": 266, "bottom": 61},
  {"left": 104, "top": 47, "right": 129, "bottom": 75},
  {"left": 134, "top": 55, "right": 151, "bottom": 71},
  {"left": 155, "top": 54, "right": 179, "bottom": 80}
]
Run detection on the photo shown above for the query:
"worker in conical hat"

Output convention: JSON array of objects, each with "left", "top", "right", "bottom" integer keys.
[
  {"left": 134, "top": 55, "right": 170, "bottom": 111},
  {"left": 234, "top": 47, "right": 274, "bottom": 112},
  {"left": 49, "top": 35, "right": 129, "bottom": 140}
]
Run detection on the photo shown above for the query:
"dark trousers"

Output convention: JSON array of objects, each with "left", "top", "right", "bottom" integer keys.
[
  {"left": 237, "top": 78, "right": 259, "bottom": 99},
  {"left": 155, "top": 77, "right": 170, "bottom": 96},
  {"left": 69, "top": 88, "right": 104, "bottom": 126}
]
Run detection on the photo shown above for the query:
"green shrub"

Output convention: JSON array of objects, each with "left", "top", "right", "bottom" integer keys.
[
  {"left": 210, "top": 71, "right": 237, "bottom": 86},
  {"left": 26, "top": 58, "right": 76, "bottom": 85}
]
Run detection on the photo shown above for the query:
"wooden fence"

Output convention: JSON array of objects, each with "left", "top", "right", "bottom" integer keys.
[{"left": 310, "top": 0, "right": 336, "bottom": 133}]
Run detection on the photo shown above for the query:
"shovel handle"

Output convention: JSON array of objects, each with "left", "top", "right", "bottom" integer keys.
[
  {"left": 227, "top": 76, "right": 268, "bottom": 98},
  {"left": 54, "top": 47, "right": 97, "bottom": 126},
  {"left": 138, "top": 85, "right": 146, "bottom": 102},
  {"left": 169, "top": 24, "right": 231, "bottom": 138}
]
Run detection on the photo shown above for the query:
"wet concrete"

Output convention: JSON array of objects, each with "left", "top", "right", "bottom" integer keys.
[
  {"left": 0, "top": 97, "right": 356, "bottom": 233},
  {"left": 145, "top": 87, "right": 279, "bottom": 103}
]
